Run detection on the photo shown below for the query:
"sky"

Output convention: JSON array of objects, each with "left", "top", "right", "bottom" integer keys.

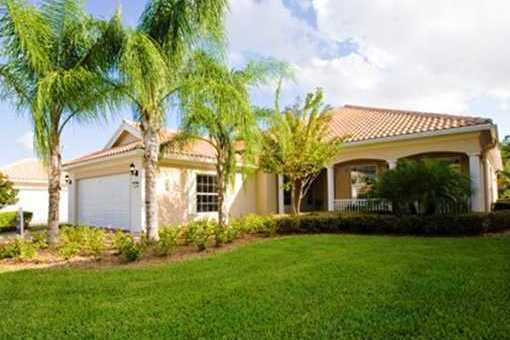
[{"left": 2, "top": 0, "right": 510, "bottom": 166}]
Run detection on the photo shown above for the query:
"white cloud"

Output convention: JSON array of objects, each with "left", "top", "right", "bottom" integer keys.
[
  {"left": 16, "top": 131, "right": 34, "bottom": 152},
  {"left": 227, "top": 0, "right": 510, "bottom": 130}
]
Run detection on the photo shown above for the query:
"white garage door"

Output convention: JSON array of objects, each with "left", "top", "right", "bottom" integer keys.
[{"left": 78, "top": 174, "right": 130, "bottom": 230}]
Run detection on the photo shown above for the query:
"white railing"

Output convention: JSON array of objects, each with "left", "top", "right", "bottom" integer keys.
[{"left": 334, "top": 198, "right": 392, "bottom": 213}]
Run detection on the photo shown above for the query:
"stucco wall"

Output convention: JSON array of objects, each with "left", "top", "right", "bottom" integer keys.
[{"left": 157, "top": 164, "right": 262, "bottom": 225}]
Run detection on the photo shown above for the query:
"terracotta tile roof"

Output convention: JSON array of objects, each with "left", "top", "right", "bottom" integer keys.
[
  {"left": 329, "top": 105, "right": 492, "bottom": 143},
  {"left": 65, "top": 128, "right": 216, "bottom": 166},
  {"left": 65, "top": 141, "right": 143, "bottom": 166},
  {"left": 0, "top": 159, "right": 49, "bottom": 182}
]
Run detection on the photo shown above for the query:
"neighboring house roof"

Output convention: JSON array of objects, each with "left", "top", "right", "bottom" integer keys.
[
  {"left": 0, "top": 159, "right": 48, "bottom": 183},
  {"left": 329, "top": 105, "right": 493, "bottom": 143}
]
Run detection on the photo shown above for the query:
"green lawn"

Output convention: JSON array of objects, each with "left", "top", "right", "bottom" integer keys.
[{"left": 1, "top": 235, "right": 509, "bottom": 339}]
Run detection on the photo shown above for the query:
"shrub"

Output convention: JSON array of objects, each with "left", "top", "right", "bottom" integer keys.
[
  {"left": 156, "top": 225, "right": 180, "bottom": 256},
  {"left": 186, "top": 220, "right": 215, "bottom": 251},
  {"left": 0, "top": 211, "right": 33, "bottom": 230},
  {"left": 492, "top": 200, "right": 510, "bottom": 211},
  {"left": 31, "top": 230, "right": 48, "bottom": 249},
  {"left": 230, "top": 214, "right": 277, "bottom": 236},
  {"left": 112, "top": 232, "right": 144, "bottom": 262},
  {"left": 271, "top": 211, "right": 510, "bottom": 236},
  {"left": 0, "top": 239, "right": 38, "bottom": 260},
  {"left": 372, "top": 159, "right": 471, "bottom": 215},
  {"left": 58, "top": 226, "right": 106, "bottom": 260}
]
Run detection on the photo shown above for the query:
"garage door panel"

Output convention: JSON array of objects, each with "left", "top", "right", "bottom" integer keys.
[{"left": 78, "top": 174, "right": 130, "bottom": 230}]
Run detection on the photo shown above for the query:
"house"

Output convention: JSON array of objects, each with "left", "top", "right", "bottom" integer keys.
[
  {"left": 63, "top": 105, "right": 502, "bottom": 233},
  {"left": 0, "top": 159, "right": 68, "bottom": 224}
]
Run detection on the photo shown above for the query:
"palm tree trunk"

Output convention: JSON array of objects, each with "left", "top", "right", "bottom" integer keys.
[
  {"left": 47, "top": 140, "right": 61, "bottom": 246},
  {"left": 142, "top": 124, "right": 160, "bottom": 241}
]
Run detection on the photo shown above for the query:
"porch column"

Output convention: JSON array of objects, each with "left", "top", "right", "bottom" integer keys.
[
  {"left": 327, "top": 166, "right": 335, "bottom": 211},
  {"left": 387, "top": 159, "right": 397, "bottom": 169},
  {"left": 468, "top": 153, "right": 484, "bottom": 212},
  {"left": 277, "top": 174, "right": 285, "bottom": 214}
]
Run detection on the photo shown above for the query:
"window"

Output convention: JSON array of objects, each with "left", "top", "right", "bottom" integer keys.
[
  {"left": 196, "top": 174, "right": 218, "bottom": 212},
  {"left": 350, "top": 165, "right": 377, "bottom": 198}
]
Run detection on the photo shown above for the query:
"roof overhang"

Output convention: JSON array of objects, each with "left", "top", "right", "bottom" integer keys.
[
  {"left": 343, "top": 123, "right": 496, "bottom": 148},
  {"left": 63, "top": 149, "right": 144, "bottom": 171}
]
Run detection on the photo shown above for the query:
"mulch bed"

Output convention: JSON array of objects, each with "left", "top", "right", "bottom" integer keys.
[{"left": 0, "top": 235, "right": 263, "bottom": 272}]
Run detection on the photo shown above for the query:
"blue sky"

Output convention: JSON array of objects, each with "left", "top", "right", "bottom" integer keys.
[{"left": 2, "top": 0, "right": 510, "bottom": 166}]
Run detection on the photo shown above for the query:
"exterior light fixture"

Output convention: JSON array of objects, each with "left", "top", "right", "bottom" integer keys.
[
  {"left": 130, "top": 163, "right": 139, "bottom": 177},
  {"left": 65, "top": 175, "right": 72, "bottom": 185}
]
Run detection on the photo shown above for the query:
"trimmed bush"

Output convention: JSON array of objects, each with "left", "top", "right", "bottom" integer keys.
[
  {"left": 156, "top": 225, "right": 180, "bottom": 256},
  {"left": 58, "top": 226, "right": 106, "bottom": 260},
  {"left": 272, "top": 211, "right": 510, "bottom": 236},
  {"left": 0, "top": 211, "right": 33, "bottom": 230},
  {"left": 0, "top": 239, "right": 39, "bottom": 260},
  {"left": 492, "top": 200, "right": 510, "bottom": 211},
  {"left": 112, "top": 231, "right": 144, "bottom": 262},
  {"left": 186, "top": 220, "right": 216, "bottom": 251},
  {"left": 230, "top": 214, "right": 277, "bottom": 236}
]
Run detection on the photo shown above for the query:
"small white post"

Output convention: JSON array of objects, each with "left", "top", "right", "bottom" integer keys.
[
  {"left": 327, "top": 166, "right": 335, "bottom": 211},
  {"left": 17, "top": 207, "right": 24, "bottom": 238}
]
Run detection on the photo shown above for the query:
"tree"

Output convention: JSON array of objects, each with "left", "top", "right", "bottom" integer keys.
[
  {"left": 0, "top": 0, "right": 123, "bottom": 244},
  {"left": 0, "top": 172, "right": 18, "bottom": 209},
  {"left": 260, "top": 88, "right": 343, "bottom": 215},
  {"left": 372, "top": 159, "right": 472, "bottom": 215},
  {"left": 170, "top": 52, "right": 275, "bottom": 235},
  {"left": 497, "top": 136, "right": 510, "bottom": 199},
  {"left": 110, "top": 0, "right": 228, "bottom": 240}
]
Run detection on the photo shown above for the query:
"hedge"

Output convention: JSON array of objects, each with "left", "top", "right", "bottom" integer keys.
[
  {"left": 0, "top": 211, "right": 33, "bottom": 231},
  {"left": 273, "top": 211, "right": 510, "bottom": 236},
  {"left": 492, "top": 200, "right": 510, "bottom": 211}
]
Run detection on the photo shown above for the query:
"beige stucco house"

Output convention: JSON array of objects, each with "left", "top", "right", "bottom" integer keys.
[{"left": 63, "top": 105, "right": 502, "bottom": 233}]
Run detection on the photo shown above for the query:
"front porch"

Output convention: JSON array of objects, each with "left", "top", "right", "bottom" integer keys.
[{"left": 277, "top": 151, "right": 496, "bottom": 214}]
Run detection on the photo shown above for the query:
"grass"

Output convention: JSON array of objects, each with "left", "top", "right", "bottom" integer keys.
[{"left": 0, "top": 234, "right": 509, "bottom": 339}]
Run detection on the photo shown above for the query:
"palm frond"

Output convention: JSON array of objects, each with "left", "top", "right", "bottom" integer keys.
[
  {"left": 0, "top": 0, "right": 54, "bottom": 76},
  {"left": 139, "top": 0, "right": 228, "bottom": 62}
]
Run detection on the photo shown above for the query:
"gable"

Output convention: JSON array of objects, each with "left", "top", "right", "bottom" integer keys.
[{"left": 111, "top": 131, "right": 140, "bottom": 147}]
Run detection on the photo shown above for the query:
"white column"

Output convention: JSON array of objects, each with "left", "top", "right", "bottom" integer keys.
[
  {"left": 387, "top": 159, "right": 397, "bottom": 169},
  {"left": 277, "top": 174, "right": 285, "bottom": 214},
  {"left": 469, "top": 153, "right": 484, "bottom": 212},
  {"left": 327, "top": 166, "right": 335, "bottom": 211}
]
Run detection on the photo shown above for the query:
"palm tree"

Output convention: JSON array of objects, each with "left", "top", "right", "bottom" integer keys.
[
  {"left": 112, "top": 0, "right": 228, "bottom": 240},
  {"left": 0, "top": 0, "right": 123, "bottom": 245},
  {"left": 173, "top": 52, "right": 277, "bottom": 233}
]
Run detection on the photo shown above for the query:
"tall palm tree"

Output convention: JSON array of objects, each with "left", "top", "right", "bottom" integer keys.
[
  {"left": 112, "top": 0, "right": 228, "bottom": 240},
  {"left": 0, "top": 0, "right": 123, "bottom": 245}
]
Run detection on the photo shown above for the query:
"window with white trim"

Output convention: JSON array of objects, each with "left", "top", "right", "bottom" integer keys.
[{"left": 196, "top": 174, "right": 218, "bottom": 212}]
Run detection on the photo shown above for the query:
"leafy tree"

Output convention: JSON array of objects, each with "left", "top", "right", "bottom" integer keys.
[
  {"left": 497, "top": 136, "right": 510, "bottom": 199},
  {"left": 260, "top": 88, "right": 343, "bottom": 215},
  {"left": 170, "top": 52, "right": 276, "bottom": 236},
  {"left": 372, "top": 159, "right": 472, "bottom": 215},
  {"left": 110, "top": 0, "right": 228, "bottom": 240},
  {"left": 0, "top": 0, "right": 122, "bottom": 244},
  {"left": 0, "top": 172, "right": 18, "bottom": 209}
]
